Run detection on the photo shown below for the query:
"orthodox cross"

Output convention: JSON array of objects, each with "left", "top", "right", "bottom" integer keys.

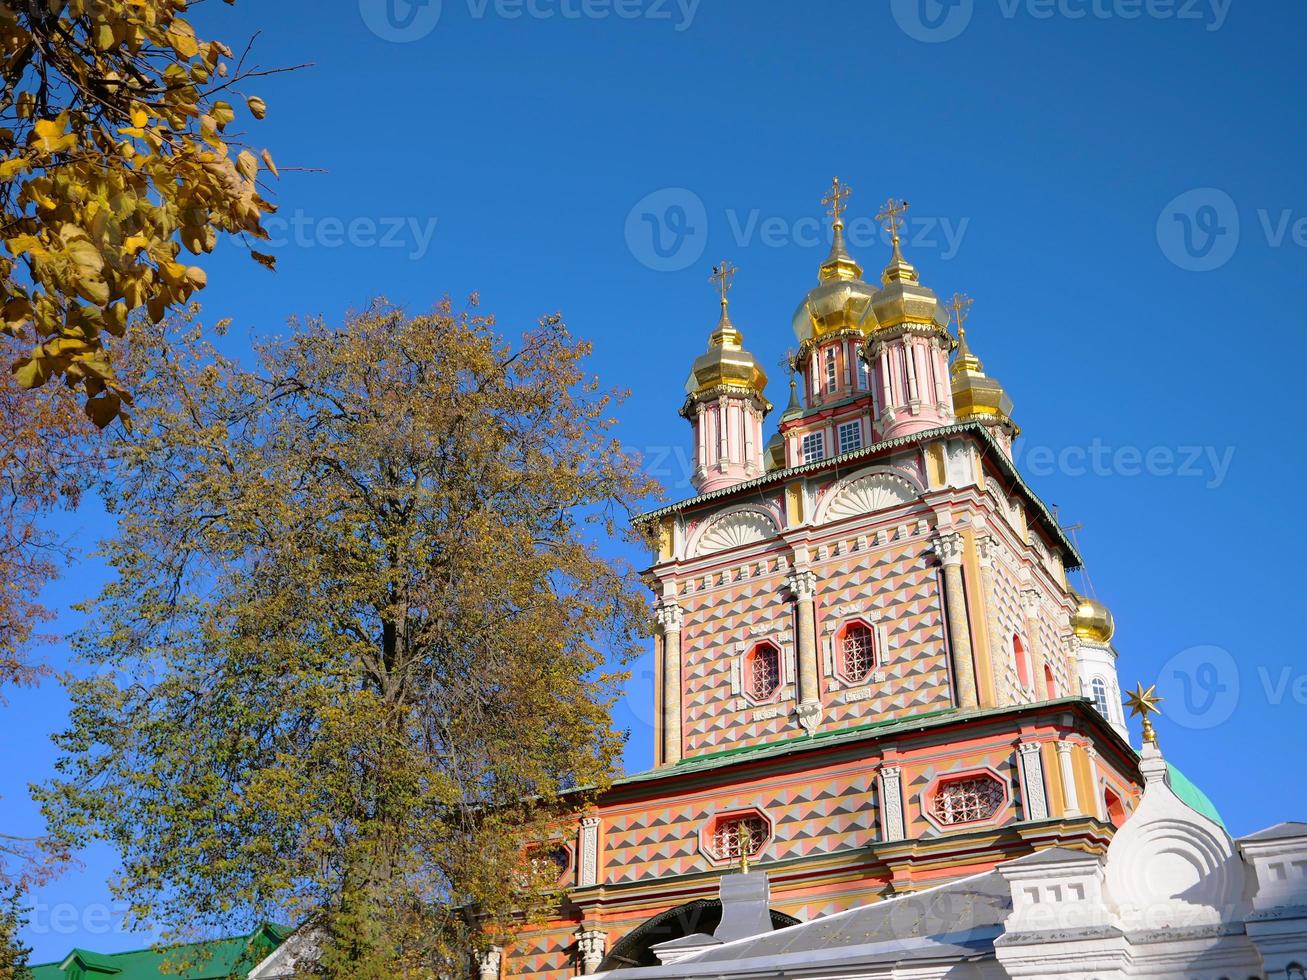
[
  {"left": 736, "top": 819, "right": 756, "bottom": 875},
  {"left": 822, "top": 176, "right": 852, "bottom": 225},
  {"left": 876, "top": 197, "right": 911, "bottom": 242},
  {"left": 710, "top": 260, "right": 738, "bottom": 308},
  {"left": 1124, "top": 682, "right": 1164, "bottom": 747},
  {"left": 948, "top": 292, "right": 974, "bottom": 338}
]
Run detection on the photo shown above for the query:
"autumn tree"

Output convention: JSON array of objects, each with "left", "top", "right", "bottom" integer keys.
[
  {"left": 0, "top": 883, "right": 30, "bottom": 980},
  {"left": 38, "top": 302, "right": 656, "bottom": 979},
  {"left": 0, "top": 0, "right": 287, "bottom": 425}
]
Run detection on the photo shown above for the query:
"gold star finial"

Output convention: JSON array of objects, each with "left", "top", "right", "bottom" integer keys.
[
  {"left": 948, "top": 292, "right": 974, "bottom": 339},
  {"left": 1124, "top": 682, "right": 1164, "bottom": 747},
  {"left": 710, "top": 260, "right": 738, "bottom": 309},
  {"left": 876, "top": 197, "right": 911, "bottom": 243},
  {"left": 822, "top": 176, "right": 852, "bottom": 227}
]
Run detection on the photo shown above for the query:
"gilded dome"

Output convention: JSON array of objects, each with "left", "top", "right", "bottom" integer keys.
[
  {"left": 684, "top": 302, "right": 768, "bottom": 402},
  {"left": 791, "top": 221, "right": 878, "bottom": 345},
  {"left": 870, "top": 238, "right": 950, "bottom": 333},
  {"left": 765, "top": 430, "right": 785, "bottom": 470},
  {"left": 951, "top": 327, "right": 1016, "bottom": 430},
  {"left": 1072, "top": 594, "right": 1116, "bottom": 644}
]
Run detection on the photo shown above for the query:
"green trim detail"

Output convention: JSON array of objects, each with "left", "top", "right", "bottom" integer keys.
[{"left": 29, "top": 924, "right": 289, "bottom": 980}]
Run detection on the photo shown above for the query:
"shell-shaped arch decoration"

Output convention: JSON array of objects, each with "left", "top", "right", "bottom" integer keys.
[
  {"left": 689, "top": 507, "right": 780, "bottom": 558},
  {"left": 816, "top": 469, "right": 920, "bottom": 525}
]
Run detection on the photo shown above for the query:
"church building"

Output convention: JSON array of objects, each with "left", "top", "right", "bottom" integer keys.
[{"left": 251, "top": 182, "right": 1307, "bottom": 980}]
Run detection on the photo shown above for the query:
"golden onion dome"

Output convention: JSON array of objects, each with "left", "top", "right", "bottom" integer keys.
[
  {"left": 951, "top": 326, "right": 1016, "bottom": 430},
  {"left": 1072, "top": 593, "right": 1116, "bottom": 644},
  {"left": 684, "top": 299, "right": 768, "bottom": 403},
  {"left": 791, "top": 220, "right": 878, "bottom": 345},
  {"left": 765, "top": 430, "right": 785, "bottom": 470},
  {"left": 870, "top": 234, "right": 950, "bottom": 333}
]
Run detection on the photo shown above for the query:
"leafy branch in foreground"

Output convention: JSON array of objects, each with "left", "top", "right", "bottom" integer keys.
[{"left": 0, "top": 1, "right": 299, "bottom": 425}]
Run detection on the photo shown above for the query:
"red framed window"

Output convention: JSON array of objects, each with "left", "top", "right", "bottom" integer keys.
[
  {"left": 711, "top": 814, "right": 770, "bottom": 862},
  {"left": 747, "top": 643, "right": 781, "bottom": 701},
  {"left": 840, "top": 622, "right": 876, "bottom": 682}
]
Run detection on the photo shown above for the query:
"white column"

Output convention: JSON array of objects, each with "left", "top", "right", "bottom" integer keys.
[
  {"left": 879, "top": 765, "right": 906, "bottom": 842},
  {"left": 1085, "top": 746, "right": 1106, "bottom": 822},
  {"left": 656, "top": 601, "right": 684, "bottom": 766},
  {"left": 937, "top": 533, "right": 979, "bottom": 709},
  {"left": 476, "top": 947, "right": 502, "bottom": 980},
  {"left": 576, "top": 930, "right": 607, "bottom": 975},
  {"left": 788, "top": 568, "right": 821, "bottom": 735},
  {"left": 1055, "top": 741, "right": 1081, "bottom": 817},
  {"left": 578, "top": 816, "right": 600, "bottom": 887},
  {"left": 1018, "top": 742, "right": 1049, "bottom": 821}
]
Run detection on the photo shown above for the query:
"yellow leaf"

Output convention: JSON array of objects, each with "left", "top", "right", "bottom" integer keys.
[
  {"left": 84, "top": 392, "right": 122, "bottom": 428},
  {"left": 167, "top": 19, "right": 199, "bottom": 59},
  {"left": 261, "top": 149, "right": 278, "bottom": 178},
  {"left": 236, "top": 149, "right": 258, "bottom": 181},
  {"left": 12, "top": 356, "right": 50, "bottom": 390},
  {"left": 131, "top": 107, "right": 149, "bottom": 129},
  {"left": 246, "top": 96, "right": 268, "bottom": 120},
  {"left": 251, "top": 250, "right": 277, "bottom": 271}
]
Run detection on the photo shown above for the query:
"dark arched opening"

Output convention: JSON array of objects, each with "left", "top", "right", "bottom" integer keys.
[{"left": 599, "top": 899, "right": 799, "bottom": 970}]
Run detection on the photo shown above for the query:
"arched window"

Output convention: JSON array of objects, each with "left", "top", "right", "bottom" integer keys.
[
  {"left": 1091, "top": 677, "right": 1111, "bottom": 717},
  {"left": 840, "top": 622, "right": 875, "bottom": 682},
  {"left": 747, "top": 643, "right": 781, "bottom": 701},
  {"left": 1013, "top": 635, "right": 1031, "bottom": 689},
  {"left": 932, "top": 773, "right": 1006, "bottom": 826}
]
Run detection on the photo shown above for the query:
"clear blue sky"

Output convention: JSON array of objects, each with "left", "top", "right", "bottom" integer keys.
[{"left": 9, "top": 0, "right": 1306, "bottom": 962}]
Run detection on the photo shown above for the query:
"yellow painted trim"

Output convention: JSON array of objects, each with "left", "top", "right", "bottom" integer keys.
[
  {"left": 925, "top": 443, "right": 947, "bottom": 489},
  {"left": 1043, "top": 742, "right": 1066, "bottom": 816},
  {"left": 1073, "top": 744, "right": 1098, "bottom": 818}
]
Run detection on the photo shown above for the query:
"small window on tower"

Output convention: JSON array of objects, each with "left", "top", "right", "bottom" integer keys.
[
  {"left": 824, "top": 347, "right": 838, "bottom": 393},
  {"left": 709, "top": 813, "right": 771, "bottom": 863},
  {"left": 837, "top": 420, "right": 862, "bottom": 455},
  {"left": 746, "top": 643, "right": 781, "bottom": 701},
  {"left": 801, "top": 432, "right": 825, "bottom": 464},
  {"left": 1091, "top": 677, "right": 1111, "bottom": 717}
]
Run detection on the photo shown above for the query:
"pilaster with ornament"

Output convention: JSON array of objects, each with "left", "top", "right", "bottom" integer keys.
[
  {"left": 878, "top": 765, "right": 906, "bottom": 842},
  {"left": 787, "top": 567, "right": 822, "bottom": 735},
  {"left": 1020, "top": 584, "right": 1051, "bottom": 700},
  {"left": 577, "top": 815, "right": 601, "bottom": 888},
  {"left": 655, "top": 600, "right": 684, "bottom": 766},
  {"left": 975, "top": 530, "right": 1012, "bottom": 706},
  {"left": 1018, "top": 741, "right": 1049, "bottom": 821},
  {"left": 936, "top": 531, "right": 979, "bottom": 709}
]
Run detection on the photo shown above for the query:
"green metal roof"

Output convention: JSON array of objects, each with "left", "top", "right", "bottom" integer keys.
[
  {"left": 1168, "top": 763, "right": 1227, "bottom": 830},
  {"left": 28, "top": 924, "right": 289, "bottom": 980}
]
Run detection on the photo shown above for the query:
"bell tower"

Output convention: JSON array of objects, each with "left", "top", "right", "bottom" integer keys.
[{"left": 681, "top": 261, "right": 771, "bottom": 494}]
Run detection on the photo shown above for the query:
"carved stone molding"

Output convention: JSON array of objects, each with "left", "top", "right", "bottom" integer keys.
[
  {"left": 578, "top": 816, "right": 600, "bottom": 888},
  {"left": 654, "top": 600, "right": 683, "bottom": 634},
  {"left": 475, "top": 947, "right": 502, "bottom": 980},
  {"left": 787, "top": 568, "right": 818, "bottom": 601},
  {"left": 1019, "top": 742, "right": 1049, "bottom": 822},
  {"left": 936, "top": 531, "right": 966, "bottom": 568},
  {"left": 690, "top": 507, "right": 779, "bottom": 558},
  {"left": 575, "top": 930, "right": 607, "bottom": 975},
  {"left": 879, "top": 765, "right": 906, "bottom": 843}
]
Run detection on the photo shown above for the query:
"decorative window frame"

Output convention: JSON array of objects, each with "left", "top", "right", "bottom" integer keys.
[
  {"left": 698, "top": 806, "right": 775, "bottom": 867},
  {"left": 731, "top": 638, "right": 791, "bottom": 708},
  {"left": 801, "top": 431, "right": 826, "bottom": 464},
  {"left": 920, "top": 766, "right": 1013, "bottom": 833},
  {"left": 524, "top": 841, "right": 574, "bottom": 887},
  {"left": 822, "top": 603, "right": 889, "bottom": 691},
  {"left": 837, "top": 419, "right": 863, "bottom": 455}
]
